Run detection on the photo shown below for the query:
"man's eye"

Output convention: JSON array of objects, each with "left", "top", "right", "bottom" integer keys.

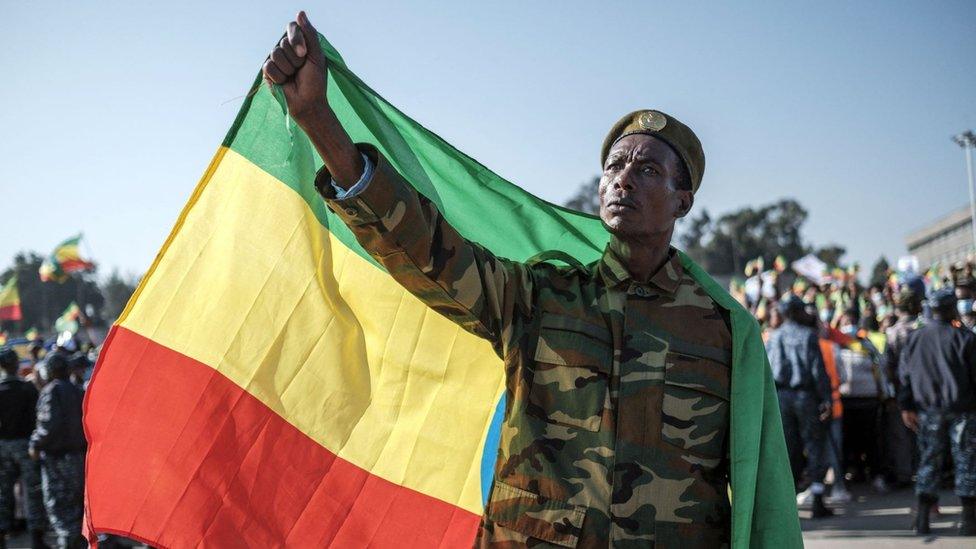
[{"left": 641, "top": 166, "right": 657, "bottom": 175}]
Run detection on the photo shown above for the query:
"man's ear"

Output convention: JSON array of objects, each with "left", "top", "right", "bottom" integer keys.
[{"left": 674, "top": 190, "right": 694, "bottom": 219}]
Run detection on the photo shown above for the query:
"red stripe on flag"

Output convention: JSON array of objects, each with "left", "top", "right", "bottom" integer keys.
[
  {"left": 60, "top": 259, "right": 94, "bottom": 272},
  {"left": 0, "top": 304, "right": 21, "bottom": 321},
  {"left": 84, "top": 326, "right": 481, "bottom": 548}
]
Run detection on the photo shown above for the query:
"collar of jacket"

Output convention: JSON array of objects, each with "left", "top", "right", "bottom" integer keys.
[{"left": 595, "top": 241, "right": 683, "bottom": 294}]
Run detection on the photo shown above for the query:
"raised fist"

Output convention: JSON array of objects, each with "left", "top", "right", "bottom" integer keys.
[{"left": 262, "top": 11, "right": 328, "bottom": 123}]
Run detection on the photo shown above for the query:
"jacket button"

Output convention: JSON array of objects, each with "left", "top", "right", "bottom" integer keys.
[{"left": 344, "top": 207, "right": 357, "bottom": 216}]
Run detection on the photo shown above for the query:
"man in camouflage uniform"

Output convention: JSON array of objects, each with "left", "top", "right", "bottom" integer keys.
[
  {"left": 263, "top": 13, "right": 795, "bottom": 547},
  {"left": 0, "top": 348, "right": 47, "bottom": 549},
  {"left": 898, "top": 289, "right": 976, "bottom": 536},
  {"left": 29, "top": 354, "right": 86, "bottom": 549}
]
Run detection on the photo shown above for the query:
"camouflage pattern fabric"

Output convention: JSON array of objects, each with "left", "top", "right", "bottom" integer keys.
[
  {"left": 776, "top": 389, "right": 827, "bottom": 486},
  {"left": 0, "top": 439, "right": 46, "bottom": 532},
  {"left": 319, "top": 145, "right": 733, "bottom": 548},
  {"left": 40, "top": 452, "right": 85, "bottom": 549},
  {"left": 915, "top": 411, "right": 976, "bottom": 498}
]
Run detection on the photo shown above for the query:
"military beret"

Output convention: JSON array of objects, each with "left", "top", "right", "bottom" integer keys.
[
  {"left": 927, "top": 288, "right": 957, "bottom": 309},
  {"left": 601, "top": 109, "right": 705, "bottom": 193}
]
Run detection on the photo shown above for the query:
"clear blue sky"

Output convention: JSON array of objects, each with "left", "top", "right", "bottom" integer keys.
[{"left": 2, "top": 1, "right": 974, "bottom": 278}]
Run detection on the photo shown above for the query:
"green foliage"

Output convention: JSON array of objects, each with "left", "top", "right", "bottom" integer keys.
[
  {"left": 563, "top": 176, "right": 600, "bottom": 215},
  {"left": 815, "top": 245, "right": 847, "bottom": 268},
  {"left": 869, "top": 256, "right": 890, "bottom": 287},
  {"left": 678, "top": 199, "right": 812, "bottom": 275}
]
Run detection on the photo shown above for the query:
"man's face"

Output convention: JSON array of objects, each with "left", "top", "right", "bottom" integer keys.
[
  {"left": 963, "top": 313, "right": 976, "bottom": 329},
  {"left": 598, "top": 134, "right": 692, "bottom": 240}
]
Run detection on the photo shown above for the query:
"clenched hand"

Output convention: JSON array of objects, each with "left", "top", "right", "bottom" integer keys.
[{"left": 262, "top": 11, "right": 328, "bottom": 124}]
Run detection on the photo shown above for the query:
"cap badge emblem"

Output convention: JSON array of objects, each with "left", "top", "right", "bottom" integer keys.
[{"left": 638, "top": 111, "right": 667, "bottom": 132}]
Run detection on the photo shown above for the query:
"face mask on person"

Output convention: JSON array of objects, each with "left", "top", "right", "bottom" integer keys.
[
  {"left": 842, "top": 325, "right": 858, "bottom": 336},
  {"left": 820, "top": 309, "right": 834, "bottom": 323},
  {"left": 957, "top": 299, "right": 974, "bottom": 317}
]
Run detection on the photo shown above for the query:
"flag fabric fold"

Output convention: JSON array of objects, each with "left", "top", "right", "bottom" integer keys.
[{"left": 83, "top": 33, "right": 799, "bottom": 548}]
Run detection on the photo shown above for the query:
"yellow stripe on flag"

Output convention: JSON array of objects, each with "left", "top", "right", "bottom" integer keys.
[{"left": 119, "top": 147, "right": 505, "bottom": 514}]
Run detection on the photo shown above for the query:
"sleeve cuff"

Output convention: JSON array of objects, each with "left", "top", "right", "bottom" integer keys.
[
  {"left": 328, "top": 152, "right": 375, "bottom": 199},
  {"left": 315, "top": 144, "right": 389, "bottom": 226}
]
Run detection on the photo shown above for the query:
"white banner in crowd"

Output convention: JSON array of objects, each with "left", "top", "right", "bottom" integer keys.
[{"left": 791, "top": 254, "right": 828, "bottom": 285}]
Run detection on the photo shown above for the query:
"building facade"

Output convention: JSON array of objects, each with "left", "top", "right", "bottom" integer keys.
[{"left": 906, "top": 205, "right": 975, "bottom": 269}]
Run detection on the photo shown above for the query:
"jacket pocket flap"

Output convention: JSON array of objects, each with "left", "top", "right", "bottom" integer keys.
[
  {"left": 487, "top": 481, "right": 585, "bottom": 548},
  {"left": 666, "top": 337, "right": 731, "bottom": 367},
  {"left": 535, "top": 314, "right": 611, "bottom": 369},
  {"left": 665, "top": 353, "right": 730, "bottom": 401},
  {"left": 540, "top": 313, "right": 610, "bottom": 344}
]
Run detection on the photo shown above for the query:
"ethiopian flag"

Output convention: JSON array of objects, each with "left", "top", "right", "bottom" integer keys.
[
  {"left": 54, "top": 301, "right": 81, "bottom": 334},
  {"left": 84, "top": 34, "right": 799, "bottom": 548},
  {"left": 39, "top": 234, "right": 94, "bottom": 283},
  {"left": 0, "top": 276, "right": 21, "bottom": 321}
]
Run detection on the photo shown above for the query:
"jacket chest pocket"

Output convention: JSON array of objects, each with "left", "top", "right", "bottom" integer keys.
[
  {"left": 528, "top": 313, "right": 612, "bottom": 432},
  {"left": 661, "top": 342, "right": 731, "bottom": 459}
]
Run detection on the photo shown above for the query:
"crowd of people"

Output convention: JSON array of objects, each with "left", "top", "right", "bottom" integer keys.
[
  {"left": 741, "top": 260, "right": 976, "bottom": 536},
  {"left": 2, "top": 257, "right": 975, "bottom": 545},
  {"left": 0, "top": 335, "right": 91, "bottom": 549}
]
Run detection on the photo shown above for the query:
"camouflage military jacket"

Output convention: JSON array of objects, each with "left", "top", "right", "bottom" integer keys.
[{"left": 319, "top": 145, "right": 733, "bottom": 548}]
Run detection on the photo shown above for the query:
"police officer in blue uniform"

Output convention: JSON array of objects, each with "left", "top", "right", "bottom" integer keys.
[{"left": 898, "top": 288, "right": 976, "bottom": 536}]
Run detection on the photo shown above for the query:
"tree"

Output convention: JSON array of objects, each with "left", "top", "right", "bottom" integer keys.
[
  {"left": 102, "top": 270, "right": 140, "bottom": 323},
  {"left": 679, "top": 199, "right": 811, "bottom": 276},
  {"left": 563, "top": 176, "right": 600, "bottom": 215},
  {"left": 815, "top": 245, "right": 847, "bottom": 268},
  {"left": 869, "top": 257, "right": 890, "bottom": 287}
]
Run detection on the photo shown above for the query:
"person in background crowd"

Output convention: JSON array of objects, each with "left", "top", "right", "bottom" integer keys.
[
  {"left": 836, "top": 307, "right": 891, "bottom": 492},
  {"left": 958, "top": 298, "right": 976, "bottom": 331},
  {"left": 0, "top": 349, "right": 47, "bottom": 549},
  {"left": 883, "top": 287, "right": 923, "bottom": 487},
  {"left": 816, "top": 323, "right": 850, "bottom": 503},
  {"left": 65, "top": 355, "right": 89, "bottom": 391},
  {"left": 28, "top": 343, "right": 43, "bottom": 372},
  {"left": 766, "top": 295, "right": 834, "bottom": 518},
  {"left": 859, "top": 312, "right": 896, "bottom": 493},
  {"left": 898, "top": 288, "right": 976, "bottom": 536},
  {"left": 762, "top": 304, "right": 784, "bottom": 343},
  {"left": 28, "top": 355, "right": 86, "bottom": 549}
]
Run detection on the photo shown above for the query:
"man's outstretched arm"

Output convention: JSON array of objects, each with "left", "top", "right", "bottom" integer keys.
[
  {"left": 262, "top": 13, "right": 535, "bottom": 353},
  {"left": 262, "top": 11, "right": 363, "bottom": 188}
]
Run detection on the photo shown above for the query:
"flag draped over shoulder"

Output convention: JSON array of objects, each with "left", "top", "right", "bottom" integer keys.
[
  {"left": 84, "top": 34, "right": 800, "bottom": 548},
  {"left": 0, "top": 276, "right": 21, "bottom": 321},
  {"left": 40, "top": 234, "right": 94, "bottom": 283}
]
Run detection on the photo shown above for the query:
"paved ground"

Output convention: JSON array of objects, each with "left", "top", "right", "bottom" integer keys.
[
  {"left": 2, "top": 485, "right": 972, "bottom": 547},
  {"left": 802, "top": 485, "right": 976, "bottom": 548}
]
